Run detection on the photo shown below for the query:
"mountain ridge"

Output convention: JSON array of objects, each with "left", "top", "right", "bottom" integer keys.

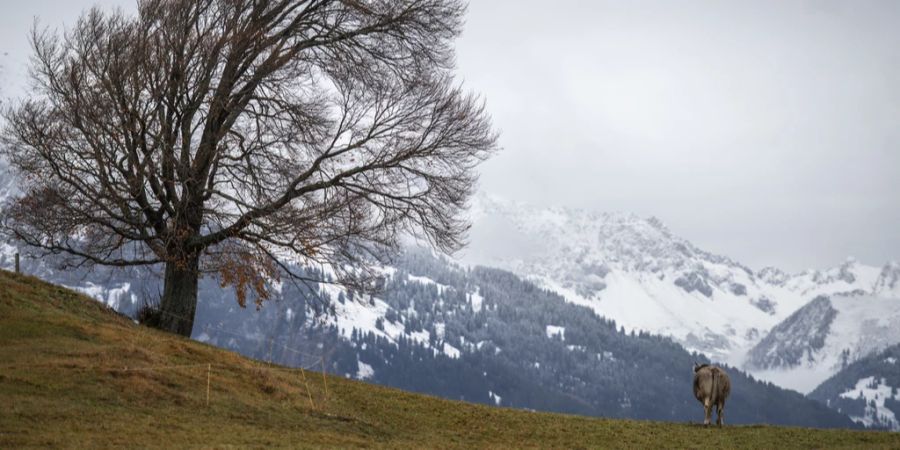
[{"left": 463, "top": 194, "right": 900, "bottom": 395}]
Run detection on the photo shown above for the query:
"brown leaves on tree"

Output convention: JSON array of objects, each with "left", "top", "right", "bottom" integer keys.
[{"left": 214, "top": 246, "right": 280, "bottom": 310}]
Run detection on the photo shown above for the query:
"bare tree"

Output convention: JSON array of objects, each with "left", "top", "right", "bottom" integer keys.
[{"left": 1, "top": 0, "right": 497, "bottom": 336}]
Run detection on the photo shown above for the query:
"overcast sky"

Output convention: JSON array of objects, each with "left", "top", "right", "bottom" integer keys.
[{"left": 2, "top": 1, "right": 899, "bottom": 271}]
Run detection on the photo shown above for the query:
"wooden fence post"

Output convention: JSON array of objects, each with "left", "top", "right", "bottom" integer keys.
[
  {"left": 321, "top": 356, "right": 328, "bottom": 402},
  {"left": 15, "top": 253, "right": 20, "bottom": 274},
  {"left": 206, "top": 364, "right": 211, "bottom": 407},
  {"left": 300, "top": 367, "right": 316, "bottom": 409}
]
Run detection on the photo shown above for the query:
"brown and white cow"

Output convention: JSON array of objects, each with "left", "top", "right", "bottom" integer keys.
[{"left": 693, "top": 363, "right": 731, "bottom": 426}]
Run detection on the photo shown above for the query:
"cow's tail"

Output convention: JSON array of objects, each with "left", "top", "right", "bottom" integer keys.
[{"left": 711, "top": 367, "right": 719, "bottom": 404}]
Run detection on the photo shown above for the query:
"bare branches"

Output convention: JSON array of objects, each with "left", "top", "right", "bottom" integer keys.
[{"left": 1, "top": 0, "right": 497, "bottom": 314}]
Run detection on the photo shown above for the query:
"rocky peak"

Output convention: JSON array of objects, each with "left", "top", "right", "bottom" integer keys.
[{"left": 874, "top": 262, "right": 900, "bottom": 297}]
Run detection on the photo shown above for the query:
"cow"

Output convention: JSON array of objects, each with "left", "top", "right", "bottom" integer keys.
[{"left": 693, "top": 362, "right": 731, "bottom": 426}]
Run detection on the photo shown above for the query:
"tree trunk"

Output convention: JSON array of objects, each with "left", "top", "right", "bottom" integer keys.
[{"left": 157, "top": 254, "right": 201, "bottom": 336}]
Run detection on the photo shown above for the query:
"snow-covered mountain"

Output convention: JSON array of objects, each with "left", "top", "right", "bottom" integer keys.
[
  {"left": 464, "top": 195, "right": 774, "bottom": 363},
  {"left": 747, "top": 264, "right": 900, "bottom": 393},
  {"left": 746, "top": 292, "right": 900, "bottom": 392},
  {"left": 462, "top": 195, "right": 899, "bottom": 391}
]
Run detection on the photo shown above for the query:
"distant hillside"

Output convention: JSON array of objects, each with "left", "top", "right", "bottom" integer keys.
[
  {"left": 809, "top": 343, "right": 900, "bottom": 431},
  {"left": 2, "top": 270, "right": 899, "bottom": 449},
  {"left": 196, "top": 249, "right": 858, "bottom": 428}
]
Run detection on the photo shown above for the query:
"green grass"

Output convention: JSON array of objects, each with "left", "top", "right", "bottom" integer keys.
[{"left": 1, "top": 270, "right": 899, "bottom": 449}]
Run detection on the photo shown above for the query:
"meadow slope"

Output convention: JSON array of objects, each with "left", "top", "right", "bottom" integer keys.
[{"left": 1, "top": 270, "right": 898, "bottom": 449}]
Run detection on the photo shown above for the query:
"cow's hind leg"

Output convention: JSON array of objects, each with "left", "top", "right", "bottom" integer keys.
[
  {"left": 716, "top": 401, "right": 725, "bottom": 426},
  {"left": 704, "top": 400, "right": 712, "bottom": 426}
]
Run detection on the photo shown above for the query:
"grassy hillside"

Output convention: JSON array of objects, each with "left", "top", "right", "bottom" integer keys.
[{"left": 1, "top": 270, "right": 898, "bottom": 449}]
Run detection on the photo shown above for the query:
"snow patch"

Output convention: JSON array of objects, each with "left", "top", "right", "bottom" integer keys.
[
  {"left": 409, "top": 329, "right": 431, "bottom": 346},
  {"left": 546, "top": 325, "right": 565, "bottom": 341},
  {"left": 407, "top": 274, "right": 451, "bottom": 295},
  {"left": 71, "top": 282, "right": 136, "bottom": 311},
  {"left": 488, "top": 391, "right": 502, "bottom": 406},
  {"left": 356, "top": 360, "right": 374, "bottom": 380},
  {"left": 443, "top": 342, "right": 461, "bottom": 359},
  {"left": 470, "top": 289, "right": 484, "bottom": 313}
]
